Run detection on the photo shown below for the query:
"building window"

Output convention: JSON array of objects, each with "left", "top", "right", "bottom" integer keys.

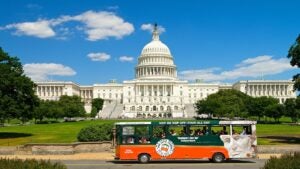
[
  {"left": 153, "top": 106, "right": 157, "bottom": 111},
  {"left": 131, "top": 106, "right": 135, "bottom": 111},
  {"left": 160, "top": 106, "right": 164, "bottom": 111},
  {"left": 174, "top": 106, "right": 178, "bottom": 111}
]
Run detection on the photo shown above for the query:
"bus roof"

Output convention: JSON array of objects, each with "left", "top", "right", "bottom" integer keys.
[{"left": 114, "top": 120, "right": 256, "bottom": 126}]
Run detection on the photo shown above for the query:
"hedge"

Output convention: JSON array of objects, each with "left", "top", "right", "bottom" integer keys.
[
  {"left": 0, "top": 158, "right": 66, "bottom": 169},
  {"left": 77, "top": 123, "right": 113, "bottom": 142},
  {"left": 261, "top": 152, "right": 300, "bottom": 169}
]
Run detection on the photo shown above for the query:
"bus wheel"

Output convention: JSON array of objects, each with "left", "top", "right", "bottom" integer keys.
[
  {"left": 212, "top": 153, "right": 225, "bottom": 163},
  {"left": 138, "top": 154, "right": 150, "bottom": 163}
]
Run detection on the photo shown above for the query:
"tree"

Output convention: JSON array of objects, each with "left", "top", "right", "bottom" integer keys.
[
  {"left": 195, "top": 89, "right": 250, "bottom": 119},
  {"left": 247, "top": 96, "right": 279, "bottom": 121},
  {"left": 287, "top": 34, "right": 300, "bottom": 91},
  {"left": 0, "top": 47, "right": 39, "bottom": 123},
  {"left": 59, "top": 95, "right": 86, "bottom": 118},
  {"left": 265, "top": 104, "right": 284, "bottom": 122},
  {"left": 284, "top": 98, "right": 298, "bottom": 123},
  {"left": 90, "top": 106, "right": 98, "bottom": 118},
  {"left": 90, "top": 98, "right": 104, "bottom": 118}
]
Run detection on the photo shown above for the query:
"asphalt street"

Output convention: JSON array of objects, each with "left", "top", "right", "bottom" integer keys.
[{"left": 62, "top": 159, "right": 267, "bottom": 169}]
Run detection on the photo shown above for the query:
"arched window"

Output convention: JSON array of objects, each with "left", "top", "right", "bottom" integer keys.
[
  {"left": 160, "top": 106, "right": 164, "bottom": 111},
  {"left": 174, "top": 106, "right": 178, "bottom": 111},
  {"left": 167, "top": 106, "right": 171, "bottom": 111},
  {"left": 153, "top": 106, "right": 157, "bottom": 111}
]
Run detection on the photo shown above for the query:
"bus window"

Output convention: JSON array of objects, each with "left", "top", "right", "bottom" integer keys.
[
  {"left": 189, "top": 125, "right": 210, "bottom": 136},
  {"left": 122, "top": 126, "right": 134, "bottom": 135},
  {"left": 135, "top": 126, "right": 150, "bottom": 144},
  {"left": 153, "top": 126, "right": 166, "bottom": 138},
  {"left": 168, "top": 126, "right": 181, "bottom": 136},
  {"left": 211, "top": 125, "right": 229, "bottom": 135},
  {"left": 135, "top": 126, "right": 149, "bottom": 136},
  {"left": 232, "top": 125, "right": 252, "bottom": 135}
]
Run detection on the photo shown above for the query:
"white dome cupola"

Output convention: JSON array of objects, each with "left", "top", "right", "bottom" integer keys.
[{"left": 135, "top": 24, "right": 177, "bottom": 80}]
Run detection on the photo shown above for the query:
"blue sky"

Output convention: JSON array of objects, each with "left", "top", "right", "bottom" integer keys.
[{"left": 0, "top": 0, "right": 299, "bottom": 85}]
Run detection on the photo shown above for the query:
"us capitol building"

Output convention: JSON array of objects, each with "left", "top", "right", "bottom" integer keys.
[{"left": 34, "top": 25, "right": 296, "bottom": 119}]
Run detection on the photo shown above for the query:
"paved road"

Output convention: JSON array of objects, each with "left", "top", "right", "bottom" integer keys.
[{"left": 62, "top": 159, "right": 267, "bottom": 169}]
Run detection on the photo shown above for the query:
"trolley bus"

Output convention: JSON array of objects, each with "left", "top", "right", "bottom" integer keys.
[{"left": 114, "top": 120, "right": 257, "bottom": 163}]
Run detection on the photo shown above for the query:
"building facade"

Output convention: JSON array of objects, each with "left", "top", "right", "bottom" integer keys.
[{"left": 35, "top": 25, "right": 296, "bottom": 118}]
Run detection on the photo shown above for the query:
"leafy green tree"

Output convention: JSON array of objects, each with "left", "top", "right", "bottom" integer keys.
[
  {"left": 265, "top": 104, "right": 284, "bottom": 122},
  {"left": 247, "top": 96, "right": 279, "bottom": 121},
  {"left": 49, "top": 101, "right": 64, "bottom": 120},
  {"left": 59, "top": 95, "right": 86, "bottom": 118},
  {"left": 33, "top": 100, "right": 48, "bottom": 122},
  {"left": 90, "top": 106, "right": 98, "bottom": 118},
  {"left": 92, "top": 98, "right": 104, "bottom": 112},
  {"left": 284, "top": 98, "right": 299, "bottom": 123},
  {"left": 287, "top": 34, "right": 300, "bottom": 91},
  {"left": 196, "top": 89, "right": 250, "bottom": 119},
  {"left": 0, "top": 47, "right": 39, "bottom": 123}
]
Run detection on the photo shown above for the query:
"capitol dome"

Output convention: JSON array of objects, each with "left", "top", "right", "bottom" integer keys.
[
  {"left": 135, "top": 24, "right": 177, "bottom": 80},
  {"left": 141, "top": 38, "right": 171, "bottom": 56}
]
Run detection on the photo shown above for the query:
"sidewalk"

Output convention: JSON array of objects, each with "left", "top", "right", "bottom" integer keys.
[{"left": 0, "top": 152, "right": 281, "bottom": 160}]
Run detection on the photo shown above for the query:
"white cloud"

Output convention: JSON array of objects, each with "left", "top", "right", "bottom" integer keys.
[
  {"left": 179, "top": 55, "right": 296, "bottom": 82},
  {"left": 141, "top": 23, "right": 165, "bottom": 33},
  {"left": 0, "top": 10, "right": 134, "bottom": 40},
  {"left": 87, "top": 52, "right": 111, "bottom": 61},
  {"left": 119, "top": 56, "right": 134, "bottom": 62},
  {"left": 3, "top": 20, "right": 55, "bottom": 38},
  {"left": 24, "top": 63, "right": 76, "bottom": 81},
  {"left": 236, "top": 55, "right": 271, "bottom": 67},
  {"left": 72, "top": 11, "right": 134, "bottom": 41}
]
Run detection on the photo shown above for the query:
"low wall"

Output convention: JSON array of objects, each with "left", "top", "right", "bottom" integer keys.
[
  {"left": 0, "top": 142, "right": 112, "bottom": 155},
  {"left": 257, "top": 145, "right": 300, "bottom": 154}
]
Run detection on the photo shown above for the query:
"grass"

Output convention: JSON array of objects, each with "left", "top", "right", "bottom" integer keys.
[{"left": 0, "top": 119, "right": 299, "bottom": 146}]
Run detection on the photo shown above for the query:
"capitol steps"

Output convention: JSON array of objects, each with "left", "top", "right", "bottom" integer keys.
[
  {"left": 109, "top": 103, "right": 123, "bottom": 118},
  {"left": 99, "top": 101, "right": 116, "bottom": 119}
]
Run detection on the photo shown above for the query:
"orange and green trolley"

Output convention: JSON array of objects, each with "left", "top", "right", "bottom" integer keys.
[{"left": 114, "top": 120, "right": 257, "bottom": 163}]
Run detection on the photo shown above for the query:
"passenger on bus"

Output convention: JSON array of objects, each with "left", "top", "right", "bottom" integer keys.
[
  {"left": 233, "top": 129, "right": 239, "bottom": 135},
  {"left": 189, "top": 130, "right": 195, "bottom": 136},
  {"left": 127, "top": 137, "right": 134, "bottom": 144},
  {"left": 160, "top": 132, "right": 166, "bottom": 138},
  {"left": 139, "top": 137, "right": 149, "bottom": 143},
  {"left": 241, "top": 127, "right": 247, "bottom": 135},
  {"left": 179, "top": 130, "right": 185, "bottom": 136},
  {"left": 202, "top": 126, "right": 207, "bottom": 134},
  {"left": 170, "top": 129, "right": 177, "bottom": 136},
  {"left": 195, "top": 129, "right": 203, "bottom": 136},
  {"left": 222, "top": 126, "right": 228, "bottom": 135}
]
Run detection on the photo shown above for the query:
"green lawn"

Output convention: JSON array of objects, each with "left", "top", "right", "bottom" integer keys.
[{"left": 0, "top": 120, "right": 299, "bottom": 146}]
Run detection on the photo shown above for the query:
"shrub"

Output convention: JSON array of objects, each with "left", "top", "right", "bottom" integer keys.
[
  {"left": 77, "top": 123, "right": 113, "bottom": 142},
  {"left": 0, "top": 158, "right": 66, "bottom": 169},
  {"left": 261, "top": 152, "right": 300, "bottom": 169}
]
